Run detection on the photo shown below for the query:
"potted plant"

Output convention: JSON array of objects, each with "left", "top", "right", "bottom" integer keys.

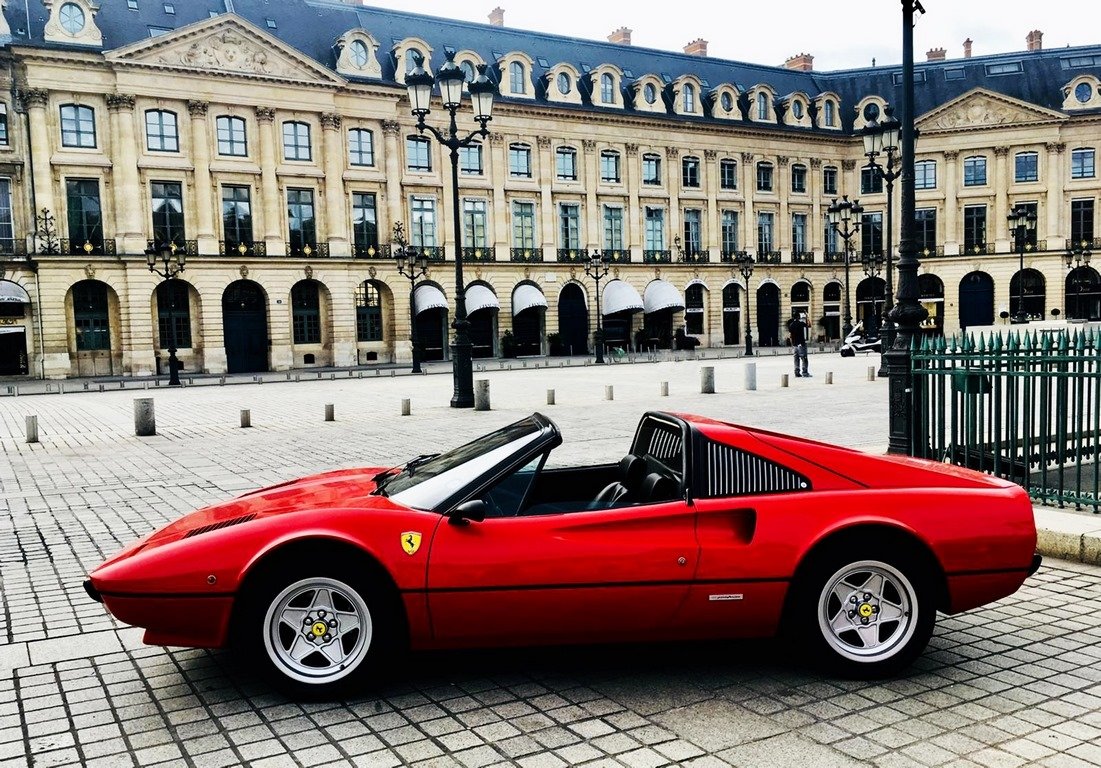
[{"left": 547, "top": 332, "right": 564, "bottom": 356}]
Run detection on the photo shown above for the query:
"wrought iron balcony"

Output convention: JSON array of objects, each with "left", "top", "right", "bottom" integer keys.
[
  {"left": 146, "top": 239, "right": 198, "bottom": 257},
  {"left": 720, "top": 250, "right": 746, "bottom": 263},
  {"left": 556, "top": 248, "right": 586, "bottom": 263},
  {"left": 643, "top": 249, "right": 671, "bottom": 263},
  {"left": 680, "top": 249, "right": 709, "bottom": 264},
  {"left": 824, "top": 250, "right": 849, "bottom": 264},
  {"left": 758, "top": 251, "right": 782, "bottom": 264},
  {"left": 220, "top": 240, "right": 267, "bottom": 257},
  {"left": 791, "top": 251, "right": 814, "bottom": 264},
  {"left": 286, "top": 242, "right": 330, "bottom": 258},
  {"left": 917, "top": 245, "right": 945, "bottom": 258},
  {"left": 963, "top": 243, "right": 995, "bottom": 256},
  {"left": 352, "top": 242, "right": 388, "bottom": 259},
  {"left": 461, "top": 246, "right": 495, "bottom": 262},
  {"left": 418, "top": 246, "right": 445, "bottom": 262},
  {"left": 603, "top": 249, "right": 631, "bottom": 264},
  {"left": 510, "top": 247, "right": 543, "bottom": 263},
  {"left": 0, "top": 240, "right": 27, "bottom": 256},
  {"left": 62, "top": 238, "right": 116, "bottom": 256}
]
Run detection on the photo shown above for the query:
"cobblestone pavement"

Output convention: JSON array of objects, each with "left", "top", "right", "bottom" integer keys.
[{"left": 1, "top": 354, "right": 1100, "bottom": 768}]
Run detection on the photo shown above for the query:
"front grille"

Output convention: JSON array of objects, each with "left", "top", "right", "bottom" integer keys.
[{"left": 183, "top": 513, "right": 257, "bottom": 538}]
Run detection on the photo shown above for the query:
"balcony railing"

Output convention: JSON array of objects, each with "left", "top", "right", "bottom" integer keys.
[
  {"left": 0, "top": 240, "right": 27, "bottom": 256},
  {"left": 603, "top": 249, "right": 631, "bottom": 264},
  {"left": 963, "top": 243, "right": 995, "bottom": 256},
  {"left": 220, "top": 240, "right": 267, "bottom": 257},
  {"left": 461, "top": 246, "right": 495, "bottom": 262},
  {"left": 556, "top": 248, "right": 586, "bottom": 263},
  {"left": 352, "top": 243, "right": 388, "bottom": 259},
  {"left": 720, "top": 250, "right": 748, "bottom": 263},
  {"left": 62, "top": 238, "right": 116, "bottom": 256},
  {"left": 510, "top": 247, "right": 543, "bottom": 263},
  {"left": 791, "top": 250, "right": 814, "bottom": 264},
  {"left": 824, "top": 250, "right": 848, "bottom": 264},
  {"left": 146, "top": 239, "right": 198, "bottom": 257},
  {"left": 286, "top": 242, "right": 330, "bottom": 258},
  {"left": 643, "top": 249, "right": 671, "bottom": 263},
  {"left": 758, "top": 250, "right": 782, "bottom": 264},
  {"left": 917, "top": 245, "right": 945, "bottom": 258},
  {"left": 680, "top": 250, "right": 709, "bottom": 264}
]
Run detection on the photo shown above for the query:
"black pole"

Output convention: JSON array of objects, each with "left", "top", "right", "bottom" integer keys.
[
  {"left": 885, "top": 0, "right": 929, "bottom": 456},
  {"left": 743, "top": 272, "right": 754, "bottom": 356},
  {"left": 843, "top": 249, "right": 854, "bottom": 337},
  {"left": 167, "top": 279, "right": 181, "bottom": 386},
  {"left": 446, "top": 108, "right": 474, "bottom": 408},
  {"left": 1014, "top": 226, "right": 1026, "bottom": 323},
  {"left": 409, "top": 272, "right": 422, "bottom": 374},
  {"left": 879, "top": 165, "right": 896, "bottom": 376},
  {"left": 594, "top": 275, "right": 604, "bottom": 363}
]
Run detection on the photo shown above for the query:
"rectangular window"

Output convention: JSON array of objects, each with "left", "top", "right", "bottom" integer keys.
[
  {"left": 1015, "top": 201, "right": 1039, "bottom": 247},
  {"left": 283, "top": 122, "right": 312, "bottom": 161},
  {"left": 291, "top": 283, "right": 320, "bottom": 345},
  {"left": 603, "top": 205, "right": 623, "bottom": 251},
  {"left": 463, "top": 199, "right": 488, "bottom": 248},
  {"left": 0, "top": 178, "right": 14, "bottom": 254},
  {"left": 348, "top": 128, "right": 374, "bottom": 166},
  {"left": 1071, "top": 148, "right": 1096, "bottom": 180},
  {"left": 221, "top": 185, "right": 252, "bottom": 247},
  {"left": 682, "top": 157, "right": 700, "bottom": 188},
  {"left": 459, "top": 143, "right": 483, "bottom": 175},
  {"left": 861, "top": 166, "right": 883, "bottom": 194},
  {"left": 406, "top": 136, "right": 431, "bottom": 172},
  {"left": 1070, "top": 199, "right": 1094, "bottom": 245},
  {"left": 60, "top": 104, "right": 96, "bottom": 148},
  {"left": 556, "top": 147, "right": 577, "bottom": 180},
  {"left": 721, "top": 210, "right": 739, "bottom": 255},
  {"left": 558, "top": 203, "right": 581, "bottom": 250},
  {"left": 157, "top": 281, "right": 190, "bottom": 350},
  {"left": 1015, "top": 152, "right": 1039, "bottom": 183},
  {"left": 352, "top": 192, "right": 378, "bottom": 255},
  {"left": 915, "top": 208, "right": 937, "bottom": 253},
  {"left": 355, "top": 283, "right": 383, "bottom": 342},
  {"left": 791, "top": 213, "right": 808, "bottom": 253},
  {"left": 509, "top": 144, "right": 532, "bottom": 178},
  {"left": 757, "top": 212, "right": 774, "bottom": 254},
  {"left": 683, "top": 209, "right": 702, "bottom": 254},
  {"left": 644, "top": 207, "right": 665, "bottom": 251},
  {"left": 512, "top": 201, "right": 536, "bottom": 249},
  {"left": 756, "top": 163, "right": 773, "bottom": 192},
  {"left": 915, "top": 160, "right": 937, "bottom": 190},
  {"left": 410, "top": 197, "right": 436, "bottom": 246},
  {"left": 790, "top": 164, "right": 807, "bottom": 194},
  {"left": 65, "top": 179, "right": 103, "bottom": 251},
  {"left": 861, "top": 211, "right": 883, "bottom": 257},
  {"left": 216, "top": 116, "right": 247, "bottom": 157},
  {"left": 601, "top": 151, "right": 621, "bottom": 183},
  {"left": 150, "top": 181, "right": 184, "bottom": 247},
  {"left": 823, "top": 166, "right": 838, "bottom": 196},
  {"left": 642, "top": 154, "right": 661, "bottom": 185},
  {"left": 964, "top": 205, "right": 987, "bottom": 251},
  {"left": 145, "top": 110, "right": 178, "bottom": 152},
  {"left": 287, "top": 188, "right": 316, "bottom": 254},
  {"left": 964, "top": 156, "right": 987, "bottom": 186},
  {"left": 720, "top": 159, "right": 737, "bottom": 190},
  {"left": 824, "top": 218, "right": 839, "bottom": 254},
  {"left": 0, "top": 104, "right": 7, "bottom": 146}
]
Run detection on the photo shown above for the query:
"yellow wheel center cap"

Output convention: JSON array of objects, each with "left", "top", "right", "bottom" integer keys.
[
  {"left": 311, "top": 621, "right": 327, "bottom": 637},
  {"left": 858, "top": 603, "right": 874, "bottom": 618}
]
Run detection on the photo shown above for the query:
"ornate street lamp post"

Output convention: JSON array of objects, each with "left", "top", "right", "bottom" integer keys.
[
  {"left": 861, "top": 251, "right": 886, "bottom": 337},
  {"left": 392, "top": 222, "right": 429, "bottom": 374},
  {"left": 1065, "top": 240, "right": 1093, "bottom": 320},
  {"left": 734, "top": 253, "right": 755, "bottom": 356},
  {"left": 827, "top": 196, "right": 863, "bottom": 337},
  {"left": 862, "top": 107, "right": 901, "bottom": 373},
  {"left": 1008, "top": 205, "right": 1038, "bottom": 324},
  {"left": 405, "top": 51, "right": 497, "bottom": 408},
  {"left": 583, "top": 250, "right": 610, "bottom": 364},
  {"left": 145, "top": 243, "right": 186, "bottom": 386}
]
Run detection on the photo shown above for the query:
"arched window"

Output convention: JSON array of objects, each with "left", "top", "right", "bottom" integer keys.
[
  {"left": 509, "top": 61, "right": 526, "bottom": 94},
  {"left": 60, "top": 104, "right": 96, "bottom": 148},
  {"left": 683, "top": 84, "right": 696, "bottom": 113},
  {"left": 355, "top": 281, "right": 383, "bottom": 341},
  {"left": 720, "top": 91, "right": 734, "bottom": 112},
  {"left": 405, "top": 49, "right": 420, "bottom": 74},
  {"left": 685, "top": 283, "right": 705, "bottom": 334},
  {"left": 822, "top": 281, "right": 842, "bottom": 341},
  {"left": 557, "top": 72, "right": 571, "bottom": 95},
  {"left": 824, "top": 100, "right": 836, "bottom": 127},
  {"left": 460, "top": 60, "right": 475, "bottom": 82},
  {"left": 215, "top": 115, "right": 247, "bottom": 156},
  {"left": 144, "top": 109, "right": 178, "bottom": 152},
  {"left": 72, "top": 280, "right": 110, "bottom": 351},
  {"left": 644, "top": 83, "right": 657, "bottom": 104},
  {"left": 282, "top": 121, "right": 312, "bottom": 161},
  {"left": 1010, "top": 268, "right": 1046, "bottom": 321},
  {"left": 349, "top": 40, "right": 370, "bottom": 68},
  {"left": 156, "top": 280, "right": 191, "bottom": 349},
  {"left": 291, "top": 281, "right": 321, "bottom": 344},
  {"left": 756, "top": 93, "right": 769, "bottom": 121},
  {"left": 0, "top": 102, "right": 8, "bottom": 146},
  {"left": 601, "top": 73, "right": 615, "bottom": 104}
]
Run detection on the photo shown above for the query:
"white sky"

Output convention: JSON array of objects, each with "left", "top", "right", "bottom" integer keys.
[{"left": 358, "top": 0, "right": 1092, "bottom": 70}]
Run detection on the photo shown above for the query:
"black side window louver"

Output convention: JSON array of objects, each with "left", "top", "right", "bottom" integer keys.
[
  {"left": 183, "top": 513, "right": 256, "bottom": 538},
  {"left": 705, "top": 442, "right": 810, "bottom": 497}
]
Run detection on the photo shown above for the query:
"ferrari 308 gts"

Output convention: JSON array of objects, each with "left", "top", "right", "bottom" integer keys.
[{"left": 85, "top": 412, "right": 1040, "bottom": 696}]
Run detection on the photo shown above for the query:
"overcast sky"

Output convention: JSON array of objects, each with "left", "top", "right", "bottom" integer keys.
[{"left": 358, "top": 0, "right": 1090, "bottom": 70}]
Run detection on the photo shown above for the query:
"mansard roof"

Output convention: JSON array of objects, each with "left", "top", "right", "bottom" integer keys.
[{"left": 4, "top": 0, "right": 1100, "bottom": 134}]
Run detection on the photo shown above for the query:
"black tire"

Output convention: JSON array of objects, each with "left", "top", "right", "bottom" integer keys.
[
  {"left": 789, "top": 550, "right": 936, "bottom": 678},
  {"left": 840, "top": 347, "right": 855, "bottom": 358},
  {"left": 235, "top": 560, "right": 396, "bottom": 698}
]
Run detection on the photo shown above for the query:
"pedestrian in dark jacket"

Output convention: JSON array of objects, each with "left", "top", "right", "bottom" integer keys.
[{"left": 788, "top": 312, "right": 811, "bottom": 377}]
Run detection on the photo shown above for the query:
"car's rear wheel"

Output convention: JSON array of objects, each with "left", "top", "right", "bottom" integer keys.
[
  {"left": 795, "top": 555, "right": 935, "bottom": 678},
  {"left": 840, "top": 347, "right": 855, "bottom": 357}
]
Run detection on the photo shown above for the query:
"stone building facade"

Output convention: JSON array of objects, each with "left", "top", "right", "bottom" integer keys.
[{"left": 0, "top": 0, "right": 1098, "bottom": 378}]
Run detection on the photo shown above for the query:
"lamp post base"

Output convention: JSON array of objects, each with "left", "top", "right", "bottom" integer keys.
[{"left": 450, "top": 337, "right": 475, "bottom": 408}]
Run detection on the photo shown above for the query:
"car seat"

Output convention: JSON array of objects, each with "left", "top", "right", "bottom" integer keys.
[
  {"left": 592, "top": 454, "right": 648, "bottom": 506},
  {"left": 641, "top": 472, "right": 679, "bottom": 503}
]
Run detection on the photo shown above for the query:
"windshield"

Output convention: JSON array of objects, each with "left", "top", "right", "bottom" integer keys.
[{"left": 382, "top": 415, "right": 547, "bottom": 510}]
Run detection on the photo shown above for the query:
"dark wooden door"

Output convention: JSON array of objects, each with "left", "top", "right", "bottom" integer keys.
[{"left": 222, "top": 280, "right": 269, "bottom": 374}]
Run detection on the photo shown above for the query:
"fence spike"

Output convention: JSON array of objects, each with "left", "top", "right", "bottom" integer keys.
[
  {"left": 992, "top": 333, "right": 1003, "bottom": 352},
  {"left": 1006, "top": 332, "right": 1019, "bottom": 352},
  {"left": 1058, "top": 332, "right": 1069, "bottom": 353},
  {"left": 936, "top": 334, "right": 947, "bottom": 353},
  {"left": 1041, "top": 332, "right": 1053, "bottom": 351},
  {"left": 1076, "top": 330, "right": 1086, "bottom": 351}
]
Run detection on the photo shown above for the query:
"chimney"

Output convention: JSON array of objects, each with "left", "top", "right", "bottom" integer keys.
[
  {"left": 963, "top": 38, "right": 973, "bottom": 58},
  {"left": 1026, "top": 29, "right": 1043, "bottom": 52},
  {"left": 684, "top": 38, "right": 708, "bottom": 57},
  {"left": 926, "top": 47, "right": 947, "bottom": 62},
  {"left": 608, "top": 26, "right": 632, "bottom": 45},
  {"left": 784, "top": 53, "right": 814, "bottom": 72},
  {"left": 488, "top": 7, "right": 504, "bottom": 26}
]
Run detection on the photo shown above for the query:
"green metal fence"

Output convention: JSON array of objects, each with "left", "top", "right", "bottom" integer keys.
[{"left": 912, "top": 329, "right": 1101, "bottom": 513}]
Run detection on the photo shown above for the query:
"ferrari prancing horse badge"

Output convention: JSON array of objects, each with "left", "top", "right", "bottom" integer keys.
[{"left": 401, "top": 531, "right": 422, "bottom": 556}]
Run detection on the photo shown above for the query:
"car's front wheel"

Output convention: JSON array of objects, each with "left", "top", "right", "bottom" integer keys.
[{"left": 796, "top": 556, "right": 935, "bottom": 678}]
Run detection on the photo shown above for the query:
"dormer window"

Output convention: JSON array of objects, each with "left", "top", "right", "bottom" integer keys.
[
  {"left": 683, "top": 84, "right": 696, "bottom": 113},
  {"left": 557, "top": 72, "right": 571, "bottom": 95},
  {"left": 461, "top": 61, "right": 475, "bottom": 81},
  {"left": 721, "top": 92, "right": 734, "bottom": 112},
  {"left": 509, "top": 61, "right": 526, "bottom": 95},
  {"left": 336, "top": 30, "right": 383, "bottom": 78},
  {"left": 349, "top": 40, "right": 369, "bottom": 68},
  {"left": 644, "top": 83, "right": 657, "bottom": 104},
  {"left": 601, "top": 73, "right": 615, "bottom": 104},
  {"left": 792, "top": 101, "right": 803, "bottom": 120},
  {"left": 405, "top": 50, "right": 419, "bottom": 74},
  {"left": 757, "top": 93, "right": 768, "bottom": 120},
  {"left": 59, "top": 2, "right": 86, "bottom": 35},
  {"left": 824, "top": 101, "right": 836, "bottom": 126}
]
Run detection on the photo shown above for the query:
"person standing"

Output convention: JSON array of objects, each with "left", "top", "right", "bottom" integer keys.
[{"left": 788, "top": 312, "right": 811, "bottom": 377}]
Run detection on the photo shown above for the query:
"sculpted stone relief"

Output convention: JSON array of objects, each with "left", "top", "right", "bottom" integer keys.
[
  {"left": 926, "top": 94, "right": 1051, "bottom": 130},
  {"left": 160, "top": 31, "right": 298, "bottom": 77}
]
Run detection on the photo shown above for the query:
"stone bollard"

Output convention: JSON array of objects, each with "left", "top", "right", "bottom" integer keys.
[
  {"left": 660, "top": 381, "right": 669, "bottom": 397},
  {"left": 25, "top": 415, "right": 38, "bottom": 444},
  {"left": 324, "top": 404, "right": 335, "bottom": 422},
  {"left": 546, "top": 389, "right": 556, "bottom": 405},
  {"left": 700, "top": 366, "right": 715, "bottom": 394},
  {"left": 744, "top": 363, "right": 757, "bottom": 391},
  {"left": 401, "top": 398, "right": 411, "bottom": 416},
  {"left": 240, "top": 409, "right": 252, "bottom": 428},
  {"left": 781, "top": 374, "right": 789, "bottom": 388},
  {"left": 474, "top": 380, "right": 491, "bottom": 411},
  {"left": 826, "top": 372, "right": 834, "bottom": 385},
  {"left": 605, "top": 385, "right": 614, "bottom": 401},
  {"left": 134, "top": 398, "right": 156, "bottom": 437},
  {"left": 868, "top": 366, "right": 876, "bottom": 381}
]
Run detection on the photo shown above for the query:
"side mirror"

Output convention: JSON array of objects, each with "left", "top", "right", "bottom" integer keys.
[{"left": 448, "top": 499, "right": 487, "bottom": 525}]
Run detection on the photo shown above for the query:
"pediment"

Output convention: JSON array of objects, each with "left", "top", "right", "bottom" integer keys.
[
  {"left": 105, "top": 14, "right": 345, "bottom": 86},
  {"left": 917, "top": 88, "right": 1064, "bottom": 132}
]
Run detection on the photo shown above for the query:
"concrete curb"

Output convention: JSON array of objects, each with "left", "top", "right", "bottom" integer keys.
[{"left": 1035, "top": 505, "right": 1101, "bottom": 566}]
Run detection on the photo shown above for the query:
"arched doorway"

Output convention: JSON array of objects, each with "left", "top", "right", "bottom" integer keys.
[
  {"left": 512, "top": 283, "right": 547, "bottom": 356},
  {"left": 642, "top": 280, "right": 685, "bottom": 349},
  {"left": 70, "top": 279, "right": 116, "bottom": 377},
  {"left": 222, "top": 280, "right": 269, "bottom": 373},
  {"left": 823, "top": 282, "right": 842, "bottom": 341},
  {"left": 685, "top": 283, "right": 706, "bottom": 336},
  {"left": 0, "top": 280, "right": 31, "bottom": 375},
  {"left": 918, "top": 274, "right": 945, "bottom": 335},
  {"left": 756, "top": 282, "right": 781, "bottom": 346},
  {"left": 1066, "top": 267, "right": 1101, "bottom": 321},
  {"left": 153, "top": 280, "right": 196, "bottom": 376},
  {"left": 290, "top": 279, "right": 334, "bottom": 366},
  {"left": 856, "top": 277, "right": 886, "bottom": 336},
  {"left": 413, "top": 283, "right": 449, "bottom": 362},
  {"left": 557, "top": 283, "right": 588, "bottom": 355},
  {"left": 1010, "top": 268, "right": 1045, "bottom": 321},
  {"left": 722, "top": 282, "right": 741, "bottom": 345},
  {"left": 959, "top": 271, "right": 994, "bottom": 330},
  {"left": 466, "top": 282, "right": 500, "bottom": 359}
]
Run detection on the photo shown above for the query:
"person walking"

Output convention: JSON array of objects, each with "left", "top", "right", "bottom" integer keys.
[{"left": 788, "top": 312, "right": 811, "bottom": 377}]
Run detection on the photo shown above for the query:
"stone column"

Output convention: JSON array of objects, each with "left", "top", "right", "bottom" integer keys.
[
  {"left": 187, "top": 101, "right": 217, "bottom": 255},
  {"left": 107, "top": 94, "right": 145, "bottom": 253},
  {"left": 810, "top": 158, "right": 823, "bottom": 253},
  {"left": 666, "top": 145, "right": 680, "bottom": 256},
  {"left": 584, "top": 139, "right": 600, "bottom": 253},
  {"left": 1046, "top": 142, "right": 1066, "bottom": 250},
  {"left": 537, "top": 136, "right": 555, "bottom": 256},
  {"left": 320, "top": 113, "right": 350, "bottom": 257},
  {"left": 381, "top": 120, "right": 403, "bottom": 236},
  {"left": 777, "top": 156, "right": 790, "bottom": 257},
  {"left": 490, "top": 133, "right": 508, "bottom": 259},
  {"left": 741, "top": 152, "right": 755, "bottom": 253},
  {"left": 255, "top": 107, "right": 284, "bottom": 255},
  {"left": 993, "top": 146, "right": 1010, "bottom": 252},
  {"left": 704, "top": 149, "right": 718, "bottom": 261},
  {"left": 626, "top": 144, "right": 640, "bottom": 255},
  {"left": 21, "top": 90, "right": 56, "bottom": 235},
  {"left": 943, "top": 151, "right": 959, "bottom": 255}
]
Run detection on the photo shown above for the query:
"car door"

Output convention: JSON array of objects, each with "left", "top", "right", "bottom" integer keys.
[{"left": 426, "top": 499, "right": 698, "bottom": 646}]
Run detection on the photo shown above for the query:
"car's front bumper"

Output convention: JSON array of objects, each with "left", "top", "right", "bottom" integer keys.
[{"left": 1029, "top": 553, "right": 1043, "bottom": 576}]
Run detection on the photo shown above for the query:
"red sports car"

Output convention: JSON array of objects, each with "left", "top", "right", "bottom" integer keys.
[{"left": 85, "top": 412, "right": 1040, "bottom": 696}]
